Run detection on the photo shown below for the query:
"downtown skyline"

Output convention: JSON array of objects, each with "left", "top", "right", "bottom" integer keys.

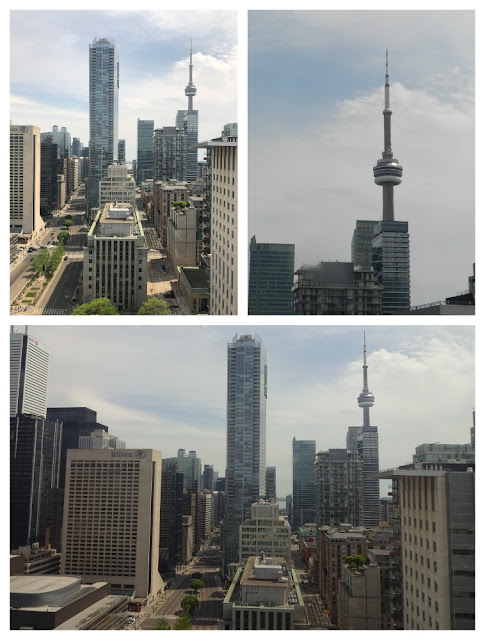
[
  {"left": 249, "top": 10, "right": 475, "bottom": 307},
  {"left": 13, "top": 324, "right": 474, "bottom": 497},
  {"left": 10, "top": 9, "right": 237, "bottom": 163}
]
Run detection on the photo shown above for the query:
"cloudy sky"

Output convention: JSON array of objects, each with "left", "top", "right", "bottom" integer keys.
[
  {"left": 248, "top": 10, "right": 475, "bottom": 307},
  {"left": 10, "top": 9, "right": 237, "bottom": 163},
  {"left": 14, "top": 324, "right": 474, "bottom": 497}
]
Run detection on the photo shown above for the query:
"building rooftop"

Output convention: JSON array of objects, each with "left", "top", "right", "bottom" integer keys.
[
  {"left": 240, "top": 555, "right": 289, "bottom": 589},
  {"left": 179, "top": 267, "right": 209, "bottom": 290}
]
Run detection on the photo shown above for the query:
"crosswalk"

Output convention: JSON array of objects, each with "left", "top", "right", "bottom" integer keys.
[
  {"left": 65, "top": 251, "right": 84, "bottom": 258},
  {"left": 161, "top": 615, "right": 218, "bottom": 622},
  {"left": 31, "top": 308, "right": 70, "bottom": 315}
]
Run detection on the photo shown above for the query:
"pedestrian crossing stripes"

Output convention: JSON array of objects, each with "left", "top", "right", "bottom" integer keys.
[
  {"left": 161, "top": 616, "right": 218, "bottom": 623},
  {"left": 32, "top": 308, "right": 69, "bottom": 315},
  {"left": 65, "top": 251, "right": 84, "bottom": 258}
]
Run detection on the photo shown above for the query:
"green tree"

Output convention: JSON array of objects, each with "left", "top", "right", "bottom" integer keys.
[
  {"left": 192, "top": 572, "right": 203, "bottom": 580},
  {"left": 72, "top": 298, "right": 119, "bottom": 315},
  {"left": 343, "top": 554, "right": 367, "bottom": 570},
  {"left": 46, "top": 243, "right": 65, "bottom": 277},
  {"left": 189, "top": 579, "right": 204, "bottom": 593},
  {"left": 65, "top": 213, "right": 73, "bottom": 220},
  {"left": 137, "top": 297, "right": 171, "bottom": 315},
  {"left": 31, "top": 248, "right": 50, "bottom": 276},
  {"left": 153, "top": 617, "right": 171, "bottom": 630},
  {"left": 172, "top": 200, "right": 188, "bottom": 211},
  {"left": 173, "top": 612, "right": 192, "bottom": 630},
  {"left": 181, "top": 595, "right": 198, "bottom": 614},
  {"left": 64, "top": 219, "right": 74, "bottom": 228},
  {"left": 58, "top": 230, "right": 70, "bottom": 244}
]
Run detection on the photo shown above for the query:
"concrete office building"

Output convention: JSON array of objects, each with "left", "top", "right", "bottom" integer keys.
[
  {"left": 221, "top": 555, "right": 305, "bottom": 630},
  {"left": 371, "top": 52, "right": 410, "bottom": 313},
  {"left": 153, "top": 180, "right": 189, "bottom": 244},
  {"left": 293, "top": 262, "right": 382, "bottom": 315},
  {"left": 200, "top": 124, "right": 238, "bottom": 315},
  {"left": 239, "top": 501, "right": 291, "bottom": 566},
  {"left": 249, "top": 236, "right": 295, "bottom": 314},
  {"left": 83, "top": 202, "right": 148, "bottom": 311},
  {"left": 137, "top": 119, "right": 154, "bottom": 183},
  {"left": 99, "top": 163, "right": 136, "bottom": 210},
  {"left": 87, "top": 37, "right": 119, "bottom": 217},
  {"left": 68, "top": 156, "right": 79, "bottom": 195},
  {"left": 78, "top": 429, "right": 125, "bottom": 449},
  {"left": 166, "top": 196, "right": 203, "bottom": 273},
  {"left": 223, "top": 335, "right": 267, "bottom": 570},
  {"left": 176, "top": 43, "right": 199, "bottom": 182},
  {"left": 265, "top": 466, "right": 277, "bottom": 501},
  {"left": 10, "top": 328, "right": 49, "bottom": 419},
  {"left": 61, "top": 449, "right": 164, "bottom": 602},
  {"left": 338, "top": 559, "right": 382, "bottom": 629},
  {"left": 413, "top": 442, "right": 475, "bottom": 465},
  {"left": 11, "top": 544, "right": 62, "bottom": 575},
  {"left": 197, "top": 490, "right": 212, "bottom": 544},
  {"left": 315, "top": 449, "right": 363, "bottom": 527},
  {"left": 317, "top": 524, "right": 369, "bottom": 626},
  {"left": 292, "top": 438, "right": 316, "bottom": 529},
  {"left": 379, "top": 462, "right": 475, "bottom": 630},
  {"left": 153, "top": 127, "right": 187, "bottom": 183},
  {"left": 10, "top": 124, "right": 45, "bottom": 239},
  {"left": 347, "top": 336, "right": 380, "bottom": 527}
]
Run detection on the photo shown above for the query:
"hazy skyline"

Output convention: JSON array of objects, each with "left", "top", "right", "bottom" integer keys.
[
  {"left": 249, "top": 10, "right": 475, "bottom": 308},
  {"left": 13, "top": 324, "right": 474, "bottom": 497},
  {"left": 10, "top": 10, "right": 237, "bottom": 163}
]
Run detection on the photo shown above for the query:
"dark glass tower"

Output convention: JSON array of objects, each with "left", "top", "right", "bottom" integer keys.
[
  {"left": 292, "top": 438, "right": 316, "bottom": 529},
  {"left": 248, "top": 236, "right": 295, "bottom": 314},
  {"left": 372, "top": 51, "right": 410, "bottom": 313},
  {"left": 137, "top": 119, "right": 154, "bottom": 183},
  {"left": 223, "top": 334, "right": 267, "bottom": 571},
  {"left": 87, "top": 37, "right": 119, "bottom": 217}
]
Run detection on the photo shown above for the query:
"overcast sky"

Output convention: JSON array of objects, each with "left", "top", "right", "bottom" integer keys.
[
  {"left": 248, "top": 10, "right": 475, "bottom": 308},
  {"left": 10, "top": 9, "right": 237, "bottom": 163},
  {"left": 14, "top": 324, "right": 474, "bottom": 497}
]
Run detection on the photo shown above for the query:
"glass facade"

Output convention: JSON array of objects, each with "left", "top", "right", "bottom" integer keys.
[
  {"left": 372, "top": 221, "right": 410, "bottom": 314},
  {"left": 248, "top": 236, "right": 295, "bottom": 315},
  {"left": 292, "top": 438, "right": 316, "bottom": 529},
  {"left": 223, "top": 335, "right": 267, "bottom": 569},
  {"left": 137, "top": 119, "right": 154, "bottom": 183},
  {"left": 352, "top": 220, "right": 379, "bottom": 267}
]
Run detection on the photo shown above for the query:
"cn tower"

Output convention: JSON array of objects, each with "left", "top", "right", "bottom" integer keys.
[
  {"left": 373, "top": 50, "right": 403, "bottom": 222},
  {"left": 357, "top": 332, "right": 375, "bottom": 428},
  {"left": 185, "top": 39, "right": 197, "bottom": 111}
]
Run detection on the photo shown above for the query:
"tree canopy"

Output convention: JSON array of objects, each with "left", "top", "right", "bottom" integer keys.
[
  {"left": 72, "top": 298, "right": 119, "bottom": 315},
  {"left": 189, "top": 579, "right": 204, "bottom": 592},
  {"left": 153, "top": 617, "right": 171, "bottom": 630},
  {"left": 173, "top": 612, "right": 192, "bottom": 630},
  {"left": 181, "top": 594, "right": 198, "bottom": 614},
  {"left": 137, "top": 297, "right": 171, "bottom": 315},
  {"left": 343, "top": 554, "right": 368, "bottom": 570}
]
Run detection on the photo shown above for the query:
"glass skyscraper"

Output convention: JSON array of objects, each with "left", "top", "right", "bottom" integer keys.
[
  {"left": 372, "top": 220, "right": 410, "bottom": 314},
  {"left": 292, "top": 438, "right": 316, "bottom": 529},
  {"left": 248, "top": 236, "right": 295, "bottom": 314},
  {"left": 223, "top": 334, "right": 267, "bottom": 571},
  {"left": 87, "top": 37, "right": 119, "bottom": 216},
  {"left": 137, "top": 119, "right": 154, "bottom": 183}
]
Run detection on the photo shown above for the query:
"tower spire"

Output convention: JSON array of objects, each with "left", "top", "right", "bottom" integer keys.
[
  {"left": 373, "top": 50, "right": 403, "bottom": 222},
  {"left": 185, "top": 39, "right": 197, "bottom": 111},
  {"left": 357, "top": 333, "right": 374, "bottom": 428}
]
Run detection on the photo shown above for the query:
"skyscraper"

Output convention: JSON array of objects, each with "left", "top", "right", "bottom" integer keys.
[
  {"left": 87, "top": 37, "right": 119, "bottom": 217},
  {"left": 372, "top": 52, "right": 410, "bottom": 313},
  {"left": 10, "top": 328, "right": 49, "bottom": 419},
  {"left": 10, "top": 125, "right": 45, "bottom": 239},
  {"left": 265, "top": 466, "right": 277, "bottom": 501},
  {"left": 347, "top": 336, "right": 380, "bottom": 527},
  {"left": 153, "top": 127, "right": 187, "bottom": 182},
  {"left": 292, "top": 438, "right": 316, "bottom": 529},
  {"left": 137, "top": 119, "right": 154, "bottom": 183},
  {"left": 249, "top": 236, "right": 295, "bottom": 314},
  {"left": 223, "top": 334, "right": 267, "bottom": 570},
  {"left": 176, "top": 42, "right": 198, "bottom": 182},
  {"left": 117, "top": 138, "right": 126, "bottom": 164}
]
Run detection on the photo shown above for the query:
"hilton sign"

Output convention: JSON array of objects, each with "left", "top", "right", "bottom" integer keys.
[{"left": 110, "top": 450, "right": 146, "bottom": 459}]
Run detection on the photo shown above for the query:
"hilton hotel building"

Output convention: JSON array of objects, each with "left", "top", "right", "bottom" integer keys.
[{"left": 61, "top": 449, "right": 164, "bottom": 602}]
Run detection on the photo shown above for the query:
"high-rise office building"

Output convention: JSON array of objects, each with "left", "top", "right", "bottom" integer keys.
[
  {"left": 315, "top": 449, "right": 363, "bottom": 527},
  {"left": 292, "top": 438, "right": 316, "bottom": 529},
  {"left": 223, "top": 334, "right": 267, "bottom": 570},
  {"left": 82, "top": 202, "right": 148, "bottom": 311},
  {"left": 372, "top": 52, "right": 410, "bottom": 313},
  {"left": 176, "top": 43, "right": 199, "bottom": 182},
  {"left": 352, "top": 220, "right": 379, "bottom": 267},
  {"left": 137, "top": 119, "right": 154, "bottom": 183},
  {"left": 203, "top": 464, "right": 215, "bottom": 492},
  {"left": 265, "top": 466, "right": 277, "bottom": 501},
  {"left": 163, "top": 449, "right": 202, "bottom": 494},
  {"left": 249, "top": 236, "right": 295, "bottom": 314},
  {"left": 61, "top": 449, "right": 164, "bottom": 601},
  {"left": 10, "top": 124, "right": 45, "bottom": 239},
  {"left": 99, "top": 163, "right": 136, "bottom": 210},
  {"left": 87, "top": 37, "right": 119, "bottom": 217},
  {"left": 71, "top": 137, "right": 82, "bottom": 157},
  {"left": 201, "top": 125, "right": 238, "bottom": 315},
  {"left": 117, "top": 139, "right": 125, "bottom": 163},
  {"left": 41, "top": 125, "right": 71, "bottom": 158},
  {"left": 153, "top": 127, "right": 187, "bottom": 183},
  {"left": 160, "top": 462, "right": 184, "bottom": 572},
  {"left": 10, "top": 328, "right": 49, "bottom": 419},
  {"left": 40, "top": 137, "right": 59, "bottom": 217},
  {"left": 347, "top": 336, "right": 380, "bottom": 528},
  {"left": 379, "top": 462, "right": 475, "bottom": 630},
  {"left": 239, "top": 500, "right": 291, "bottom": 566}
]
